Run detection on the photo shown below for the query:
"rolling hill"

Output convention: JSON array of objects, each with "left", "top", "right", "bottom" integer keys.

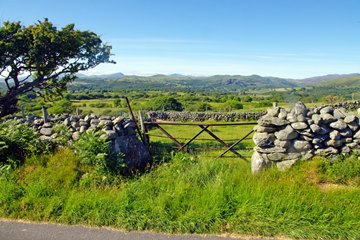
[
  {"left": 296, "top": 73, "right": 360, "bottom": 85},
  {"left": 69, "top": 74, "right": 298, "bottom": 91},
  {"left": 316, "top": 76, "right": 360, "bottom": 88}
]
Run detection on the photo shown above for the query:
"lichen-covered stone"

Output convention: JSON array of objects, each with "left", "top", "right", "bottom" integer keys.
[
  {"left": 276, "top": 159, "right": 297, "bottom": 171},
  {"left": 344, "top": 114, "right": 356, "bottom": 124},
  {"left": 252, "top": 132, "right": 275, "bottom": 146},
  {"left": 251, "top": 151, "right": 270, "bottom": 174},
  {"left": 329, "top": 119, "right": 347, "bottom": 130},
  {"left": 291, "top": 122, "right": 308, "bottom": 130}
]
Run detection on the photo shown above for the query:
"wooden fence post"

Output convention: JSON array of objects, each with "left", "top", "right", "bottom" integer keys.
[
  {"left": 42, "top": 106, "right": 48, "bottom": 122},
  {"left": 21, "top": 105, "right": 25, "bottom": 119},
  {"left": 138, "top": 110, "right": 149, "bottom": 147}
]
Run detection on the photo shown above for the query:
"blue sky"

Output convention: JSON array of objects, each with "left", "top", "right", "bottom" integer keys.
[{"left": 1, "top": 0, "right": 360, "bottom": 78}]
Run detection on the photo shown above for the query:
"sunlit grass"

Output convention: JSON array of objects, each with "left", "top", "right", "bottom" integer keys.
[{"left": 1, "top": 148, "right": 359, "bottom": 239}]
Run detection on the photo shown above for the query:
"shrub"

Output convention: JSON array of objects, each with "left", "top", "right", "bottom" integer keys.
[
  {"left": 0, "top": 121, "right": 48, "bottom": 163},
  {"left": 52, "top": 124, "right": 72, "bottom": 147},
  {"left": 48, "top": 99, "right": 74, "bottom": 114},
  {"left": 150, "top": 96, "right": 183, "bottom": 111},
  {"left": 224, "top": 100, "right": 243, "bottom": 110},
  {"left": 196, "top": 103, "right": 213, "bottom": 112},
  {"left": 73, "top": 130, "right": 125, "bottom": 176}
]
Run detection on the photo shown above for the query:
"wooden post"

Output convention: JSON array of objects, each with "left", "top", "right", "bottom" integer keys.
[
  {"left": 138, "top": 110, "right": 145, "bottom": 132},
  {"left": 138, "top": 110, "right": 150, "bottom": 147},
  {"left": 21, "top": 105, "right": 25, "bottom": 119},
  {"left": 76, "top": 107, "right": 80, "bottom": 116},
  {"left": 273, "top": 102, "right": 278, "bottom": 108},
  {"left": 42, "top": 106, "right": 48, "bottom": 122}
]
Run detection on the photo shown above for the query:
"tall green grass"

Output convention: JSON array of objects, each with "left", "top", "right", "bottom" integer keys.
[{"left": 1, "top": 148, "right": 359, "bottom": 239}]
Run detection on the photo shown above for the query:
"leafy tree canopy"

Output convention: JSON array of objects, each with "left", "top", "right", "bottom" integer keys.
[
  {"left": 151, "top": 96, "right": 183, "bottom": 111},
  {"left": 0, "top": 19, "right": 114, "bottom": 118}
]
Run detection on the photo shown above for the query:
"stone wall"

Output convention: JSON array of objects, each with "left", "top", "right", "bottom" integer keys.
[
  {"left": 147, "top": 100, "right": 360, "bottom": 122},
  {"left": 251, "top": 102, "right": 360, "bottom": 173},
  {"left": 4, "top": 114, "right": 151, "bottom": 172},
  {"left": 147, "top": 111, "right": 266, "bottom": 122}
]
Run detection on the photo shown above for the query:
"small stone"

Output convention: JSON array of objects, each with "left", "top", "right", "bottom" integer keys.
[
  {"left": 291, "top": 122, "right": 308, "bottom": 130},
  {"left": 254, "top": 125, "right": 277, "bottom": 133},
  {"left": 329, "top": 130, "right": 341, "bottom": 140},
  {"left": 296, "top": 114, "right": 306, "bottom": 122},
  {"left": 286, "top": 114, "right": 297, "bottom": 123},
  {"left": 312, "top": 114, "right": 322, "bottom": 125},
  {"left": 266, "top": 107, "right": 280, "bottom": 117},
  {"left": 40, "top": 127, "right": 54, "bottom": 136},
  {"left": 293, "top": 101, "right": 307, "bottom": 116},
  {"left": 277, "top": 159, "right": 297, "bottom": 171},
  {"left": 326, "top": 139, "right": 345, "bottom": 148},
  {"left": 345, "top": 138, "right": 353, "bottom": 143},
  {"left": 293, "top": 140, "right": 312, "bottom": 151},
  {"left": 315, "top": 147, "right": 338, "bottom": 156},
  {"left": 275, "top": 125, "right": 298, "bottom": 140},
  {"left": 84, "top": 115, "right": 92, "bottom": 122},
  {"left": 344, "top": 114, "right": 356, "bottom": 123},
  {"left": 254, "top": 146, "right": 287, "bottom": 153},
  {"left": 258, "top": 116, "right": 289, "bottom": 127},
  {"left": 72, "top": 131, "right": 80, "bottom": 141},
  {"left": 113, "top": 117, "right": 125, "bottom": 124},
  {"left": 321, "top": 113, "right": 336, "bottom": 124},
  {"left": 333, "top": 108, "right": 347, "bottom": 119},
  {"left": 278, "top": 109, "right": 287, "bottom": 120},
  {"left": 251, "top": 151, "right": 270, "bottom": 174},
  {"left": 63, "top": 118, "right": 71, "bottom": 126},
  {"left": 79, "top": 126, "right": 88, "bottom": 133},
  {"left": 329, "top": 119, "right": 347, "bottom": 130},
  {"left": 267, "top": 153, "right": 286, "bottom": 161},
  {"left": 274, "top": 139, "right": 290, "bottom": 148},
  {"left": 320, "top": 106, "right": 334, "bottom": 115},
  {"left": 312, "top": 136, "right": 329, "bottom": 144}
]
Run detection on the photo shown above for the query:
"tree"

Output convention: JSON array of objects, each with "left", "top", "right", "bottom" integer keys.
[
  {"left": 0, "top": 19, "right": 114, "bottom": 118},
  {"left": 151, "top": 96, "right": 183, "bottom": 111}
]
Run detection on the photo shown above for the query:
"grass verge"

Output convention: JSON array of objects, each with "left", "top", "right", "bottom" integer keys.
[{"left": 0, "top": 148, "right": 359, "bottom": 239}]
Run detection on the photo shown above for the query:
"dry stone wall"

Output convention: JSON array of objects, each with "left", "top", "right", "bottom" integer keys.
[
  {"left": 147, "top": 100, "right": 360, "bottom": 122},
  {"left": 251, "top": 102, "right": 360, "bottom": 173},
  {"left": 5, "top": 114, "right": 151, "bottom": 172},
  {"left": 147, "top": 111, "right": 266, "bottom": 122}
]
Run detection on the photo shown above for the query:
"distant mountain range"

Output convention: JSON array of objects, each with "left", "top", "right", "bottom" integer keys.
[
  {"left": 1, "top": 72, "right": 359, "bottom": 92},
  {"left": 296, "top": 73, "right": 360, "bottom": 85}
]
